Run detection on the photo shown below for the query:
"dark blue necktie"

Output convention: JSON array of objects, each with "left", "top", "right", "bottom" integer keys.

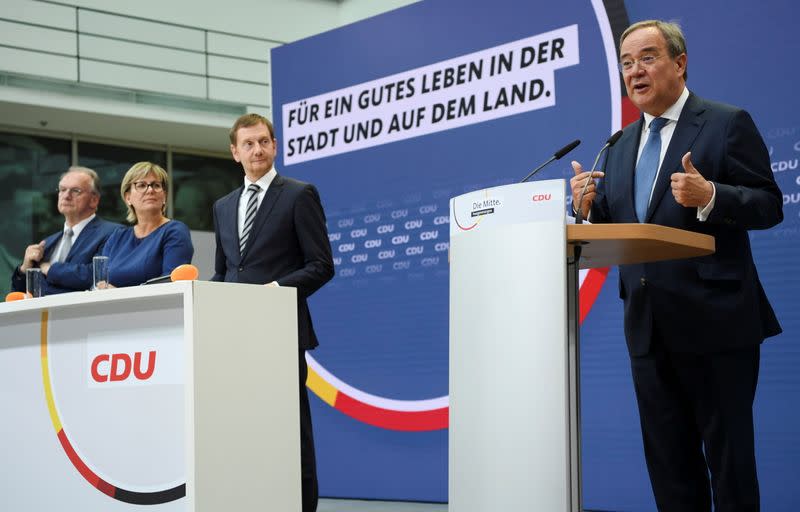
[{"left": 634, "top": 117, "right": 668, "bottom": 222}]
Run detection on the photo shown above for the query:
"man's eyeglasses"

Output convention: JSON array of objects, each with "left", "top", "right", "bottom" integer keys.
[
  {"left": 618, "top": 54, "right": 664, "bottom": 73},
  {"left": 132, "top": 181, "right": 164, "bottom": 192},
  {"left": 57, "top": 187, "right": 87, "bottom": 196}
]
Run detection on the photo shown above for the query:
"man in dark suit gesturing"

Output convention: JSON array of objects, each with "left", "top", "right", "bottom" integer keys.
[
  {"left": 11, "top": 166, "right": 119, "bottom": 294},
  {"left": 570, "top": 20, "right": 782, "bottom": 512},
  {"left": 212, "top": 113, "right": 334, "bottom": 512}
]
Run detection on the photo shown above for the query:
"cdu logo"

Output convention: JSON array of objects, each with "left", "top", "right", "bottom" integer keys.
[
  {"left": 85, "top": 325, "right": 183, "bottom": 389},
  {"left": 91, "top": 351, "right": 156, "bottom": 383}
]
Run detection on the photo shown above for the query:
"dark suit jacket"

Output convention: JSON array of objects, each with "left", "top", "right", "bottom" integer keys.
[
  {"left": 591, "top": 93, "right": 782, "bottom": 356},
  {"left": 11, "top": 216, "right": 121, "bottom": 294},
  {"left": 211, "top": 174, "right": 335, "bottom": 350}
]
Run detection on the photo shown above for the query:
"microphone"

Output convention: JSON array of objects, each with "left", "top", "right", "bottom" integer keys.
[
  {"left": 141, "top": 264, "right": 200, "bottom": 285},
  {"left": 141, "top": 275, "right": 171, "bottom": 285},
  {"left": 575, "top": 130, "right": 623, "bottom": 224},
  {"left": 171, "top": 264, "right": 199, "bottom": 281},
  {"left": 519, "top": 139, "right": 581, "bottom": 183}
]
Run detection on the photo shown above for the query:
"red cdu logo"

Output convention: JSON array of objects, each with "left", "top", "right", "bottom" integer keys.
[
  {"left": 91, "top": 351, "right": 156, "bottom": 382},
  {"left": 532, "top": 193, "right": 552, "bottom": 202}
]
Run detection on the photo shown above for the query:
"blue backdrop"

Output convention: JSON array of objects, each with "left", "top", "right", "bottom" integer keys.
[{"left": 271, "top": 1, "right": 799, "bottom": 509}]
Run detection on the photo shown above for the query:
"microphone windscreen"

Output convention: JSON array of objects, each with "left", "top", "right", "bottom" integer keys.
[
  {"left": 5, "top": 291, "right": 26, "bottom": 302},
  {"left": 607, "top": 130, "right": 624, "bottom": 146},
  {"left": 554, "top": 139, "right": 581, "bottom": 159},
  {"left": 170, "top": 264, "right": 199, "bottom": 282}
]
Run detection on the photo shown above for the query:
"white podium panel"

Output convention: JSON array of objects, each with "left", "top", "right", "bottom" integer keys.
[
  {"left": 0, "top": 281, "right": 301, "bottom": 512},
  {"left": 449, "top": 180, "right": 577, "bottom": 511}
]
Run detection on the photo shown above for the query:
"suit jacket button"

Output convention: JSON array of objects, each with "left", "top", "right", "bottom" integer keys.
[
  {"left": 640, "top": 277, "right": 647, "bottom": 286},
  {"left": 238, "top": 266, "right": 244, "bottom": 272}
]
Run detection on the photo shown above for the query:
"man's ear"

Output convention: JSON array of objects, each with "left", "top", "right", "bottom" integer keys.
[{"left": 675, "top": 53, "right": 687, "bottom": 78}]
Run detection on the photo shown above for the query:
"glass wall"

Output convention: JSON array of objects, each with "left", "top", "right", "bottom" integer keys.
[
  {"left": 0, "top": 129, "right": 239, "bottom": 296},
  {"left": 0, "top": 132, "right": 71, "bottom": 296},
  {"left": 78, "top": 142, "right": 167, "bottom": 224},
  {"left": 172, "top": 153, "right": 242, "bottom": 231}
]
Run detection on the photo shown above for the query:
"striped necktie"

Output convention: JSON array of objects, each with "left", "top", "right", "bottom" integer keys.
[
  {"left": 239, "top": 183, "right": 261, "bottom": 254},
  {"left": 634, "top": 117, "right": 668, "bottom": 222}
]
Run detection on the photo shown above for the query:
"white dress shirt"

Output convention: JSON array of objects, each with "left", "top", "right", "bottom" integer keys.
[
  {"left": 51, "top": 214, "right": 96, "bottom": 262},
  {"left": 637, "top": 87, "right": 716, "bottom": 220},
  {"left": 237, "top": 168, "right": 277, "bottom": 238}
]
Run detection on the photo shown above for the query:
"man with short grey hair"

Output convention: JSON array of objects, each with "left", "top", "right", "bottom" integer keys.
[
  {"left": 11, "top": 166, "right": 120, "bottom": 294},
  {"left": 570, "top": 19, "right": 781, "bottom": 512}
]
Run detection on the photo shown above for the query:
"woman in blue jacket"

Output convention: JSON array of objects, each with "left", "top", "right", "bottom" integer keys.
[{"left": 102, "top": 162, "right": 193, "bottom": 287}]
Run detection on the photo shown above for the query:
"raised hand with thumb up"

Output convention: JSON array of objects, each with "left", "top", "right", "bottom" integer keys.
[{"left": 670, "top": 151, "right": 714, "bottom": 208}]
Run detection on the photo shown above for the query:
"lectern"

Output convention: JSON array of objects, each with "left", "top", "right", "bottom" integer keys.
[
  {"left": 0, "top": 281, "right": 301, "bottom": 511},
  {"left": 449, "top": 180, "right": 713, "bottom": 511}
]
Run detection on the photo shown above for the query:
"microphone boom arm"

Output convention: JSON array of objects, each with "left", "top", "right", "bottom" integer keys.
[
  {"left": 520, "top": 139, "right": 581, "bottom": 183},
  {"left": 575, "top": 130, "right": 622, "bottom": 224}
]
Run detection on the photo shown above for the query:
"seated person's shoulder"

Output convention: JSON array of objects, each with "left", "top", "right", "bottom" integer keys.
[
  {"left": 166, "top": 219, "right": 192, "bottom": 236},
  {"left": 95, "top": 217, "right": 124, "bottom": 235}
]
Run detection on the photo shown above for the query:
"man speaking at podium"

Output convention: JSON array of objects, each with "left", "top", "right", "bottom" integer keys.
[
  {"left": 212, "top": 113, "right": 334, "bottom": 512},
  {"left": 570, "top": 20, "right": 782, "bottom": 512}
]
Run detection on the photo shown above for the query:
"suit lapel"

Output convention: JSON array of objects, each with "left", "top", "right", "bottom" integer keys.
[
  {"left": 223, "top": 187, "right": 243, "bottom": 262},
  {"left": 241, "top": 175, "right": 285, "bottom": 259},
  {"left": 646, "top": 94, "right": 707, "bottom": 221},
  {"left": 64, "top": 217, "right": 97, "bottom": 262},
  {"left": 43, "top": 232, "right": 63, "bottom": 261},
  {"left": 616, "top": 117, "right": 644, "bottom": 222}
]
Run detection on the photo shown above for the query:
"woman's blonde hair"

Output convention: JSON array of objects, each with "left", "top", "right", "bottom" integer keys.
[{"left": 120, "top": 161, "right": 169, "bottom": 223}]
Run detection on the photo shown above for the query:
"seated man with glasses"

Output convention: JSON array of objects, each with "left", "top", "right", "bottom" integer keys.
[
  {"left": 11, "top": 166, "right": 121, "bottom": 294},
  {"left": 100, "top": 161, "right": 194, "bottom": 287}
]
